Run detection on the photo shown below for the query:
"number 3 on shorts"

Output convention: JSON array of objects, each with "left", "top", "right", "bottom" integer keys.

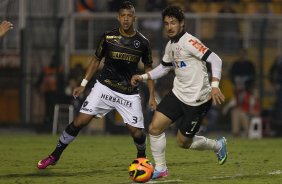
[{"left": 132, "top": 116, "right": 137, "bottom": 124}]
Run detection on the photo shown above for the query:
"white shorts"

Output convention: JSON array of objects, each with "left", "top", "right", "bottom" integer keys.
[{"left": 80, "top": 81, "right": 144, "bottom": 128}]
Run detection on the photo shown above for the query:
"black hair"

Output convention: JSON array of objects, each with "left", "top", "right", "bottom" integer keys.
[
  {"left": 118, "top": 1, "right": 135, "bottom": 12},
  {"left": 162, "top": 5, "right": 184, "bottom": 22}
]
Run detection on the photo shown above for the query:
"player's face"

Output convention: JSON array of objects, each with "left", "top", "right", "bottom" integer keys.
[
  {"left": 163, "top": 16, "right": 184, "bottom": 39},
  {"left": 117, "top": 8, "right": 136, "bottom": 31}
]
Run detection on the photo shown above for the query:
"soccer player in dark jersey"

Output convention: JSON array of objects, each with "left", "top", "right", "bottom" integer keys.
[{"left": 37, "top": 1, "right": 156, "bottom": 169}]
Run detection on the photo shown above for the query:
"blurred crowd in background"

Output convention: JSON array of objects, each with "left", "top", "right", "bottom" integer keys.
[
  {"left": 0, "top": 0, "right": 282, "bottom": 138},
  {"left": 75, "top": 0, "right": 282, "bottom": 14}
]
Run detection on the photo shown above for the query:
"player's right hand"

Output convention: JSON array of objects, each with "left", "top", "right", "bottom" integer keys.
[
  {"left": 73, "top": 86, "right": 85, "bottom": 98},
  {"left": 131, "top": 75, "right": 142, "bottom": 86}
]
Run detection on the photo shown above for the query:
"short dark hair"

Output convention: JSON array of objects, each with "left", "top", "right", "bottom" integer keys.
[
  {"left": 118, "top": 1, "right": 135, "bottom": 12},
  {"left": 162, "top": 5, "right": 184, "bottom": 22}
]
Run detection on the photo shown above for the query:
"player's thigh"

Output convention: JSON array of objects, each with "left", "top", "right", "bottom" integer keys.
[
  {"left": 149, "top": 91, "right": 183, "bottom": 135},
  {"left": 179, "top": 100, "right": 212, "bottom": 138},
  {"left": 149, "top": 111, "right": 173, "bottom": 135},
  {"left": 74, "top": 112, "right": 94, "bottom": 128}
]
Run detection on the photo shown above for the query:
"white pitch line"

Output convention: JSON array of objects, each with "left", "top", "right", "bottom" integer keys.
[
  {"left": 268, "top": 170, "right": 282, "bottom": 175},
  {"left": 131, "top": 170, "right": 282, "bottom": 184},
  {"left": 210, "top": 174, "right": 244, "bottom": 179},
  {"left": 147, "top": 179, "right": 184, "bottom": 183},
  {"left": 131, "top": 179, "right": 184, "bottom": 184},
  {"left": 210, "top": 170, "right": 282, "bottom": 180}
]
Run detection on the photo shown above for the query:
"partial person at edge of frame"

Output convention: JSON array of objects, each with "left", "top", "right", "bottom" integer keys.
[{"left": 0, "top": 21, "right": 13, "bottom": 38}]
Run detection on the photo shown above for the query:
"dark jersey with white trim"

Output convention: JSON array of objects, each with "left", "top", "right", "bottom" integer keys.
[{"left": 95, "top": 28, "right": 153, "bottom": 95}]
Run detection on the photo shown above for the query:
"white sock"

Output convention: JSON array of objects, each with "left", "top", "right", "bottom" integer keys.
[
  {"left": 150, "top": 133, "right": 167, "bottom": 171},
  {"left": 59, "top": 130, "right": 76, "bottom": 144},
  {"left": 189, "top": 135, "right": 220, "bottom": 152}
]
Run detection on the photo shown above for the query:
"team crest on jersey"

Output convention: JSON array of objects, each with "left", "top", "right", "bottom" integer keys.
[
  {"left": 133, "top": 40, "right": 140, "bottom": 48},
  {"left": 175, "top": 46, "right": 182, "bottom": 57},
  {"left": 83, "top": 101, "right": 88, "bottom": 107}
]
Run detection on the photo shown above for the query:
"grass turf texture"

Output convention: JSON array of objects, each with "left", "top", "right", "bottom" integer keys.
[{"left": 0, "top": 134, "right": 282, "bottom": 184}]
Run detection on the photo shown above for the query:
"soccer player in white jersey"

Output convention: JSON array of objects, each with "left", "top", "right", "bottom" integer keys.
[{"left": 131, "top": 5, "right": 228, "bottom": 179}]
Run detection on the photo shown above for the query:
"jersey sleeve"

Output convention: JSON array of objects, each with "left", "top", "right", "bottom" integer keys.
[
  {"left": 184, "top": 35, "right": 211, "bottom": 61},
  {"left": 162, "top": 42, "right": 173, "bottom": 66},
  {"left": 94, "top": 33, "right": 107, "bottom": 60},
  {"left": 142, "top": 39, "right": 153, "bottom": 66}
]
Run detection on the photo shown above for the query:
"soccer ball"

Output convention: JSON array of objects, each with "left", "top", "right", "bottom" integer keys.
[{"left": 128, "top": 158, "right": 154, "bottom": 183}]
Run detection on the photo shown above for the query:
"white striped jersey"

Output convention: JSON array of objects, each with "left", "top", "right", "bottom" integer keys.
[{"left": 162, "top": 32, "right": 212, "bottom": 106}]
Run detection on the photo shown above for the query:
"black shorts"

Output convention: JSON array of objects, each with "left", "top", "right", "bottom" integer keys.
[{"left": 157, "top": 91, "right": 212, "bottom": 138}]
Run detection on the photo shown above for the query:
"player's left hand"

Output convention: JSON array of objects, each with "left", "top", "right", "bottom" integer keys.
[
  {"left": 211, "top": 87, "right": 225, "bottom": 105},
  {"left": 148, "top": 96, "right": 157, "bottom": 111}
]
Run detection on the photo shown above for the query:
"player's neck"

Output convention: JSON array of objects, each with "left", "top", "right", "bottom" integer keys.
[
  {"left": 119, "top": 27, "right": 136, "bottom": 37},
  {"left": 170, "top": 31, "right": 185, "bottom": 43}
]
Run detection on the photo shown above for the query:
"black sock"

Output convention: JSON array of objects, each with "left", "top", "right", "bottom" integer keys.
[
  {"left": 51, "top": 122, "right": 81, "bottom": 160},
  {"left": 51, "top": 140, "right": 68, "bottom": 160},
  {"left": 134, "top": 132, "right": 146, "bottom": 158},
  {"left": 137, "top": 150, "right": 146, "bottom": 158}
]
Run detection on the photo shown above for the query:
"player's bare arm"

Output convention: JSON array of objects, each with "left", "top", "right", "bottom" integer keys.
[
  {"left": 73, "top": 56, "right": 101, "bottom": 98},
  {"left": 0, "top": 21, "right": 13, "bottom": 38},
  {"left": 144, "top": 65, "right": 157, "bottom": 110}
]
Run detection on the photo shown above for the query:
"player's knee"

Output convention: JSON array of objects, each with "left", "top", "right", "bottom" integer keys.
[
  {"left": 131, "top": 129, "right": 143, "bottom": 138},
  {"left": 133, "top": 131, "right": 146, "bottom": 144},
  {"left": 176, "top": 139, "right": 191, "bottom": 149},
  {"left": 73, "top": 119, "right": 88, "bottom": 128},
  {"left": 73, "top": 114, "right": 93, "bottom": 128},
  {"left": 127, "top": 124, "right": 143, "bottom": 138},
  {"left": 148, "top": 124, "right": 163, "bottom": 136},
  {"left": 176, "top": 134, "right": 192, "bottom": 149}
]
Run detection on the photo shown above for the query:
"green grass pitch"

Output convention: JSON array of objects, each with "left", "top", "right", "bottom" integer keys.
[{"left": 0, "top": 134, "right": 282, "bottom": 184}]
